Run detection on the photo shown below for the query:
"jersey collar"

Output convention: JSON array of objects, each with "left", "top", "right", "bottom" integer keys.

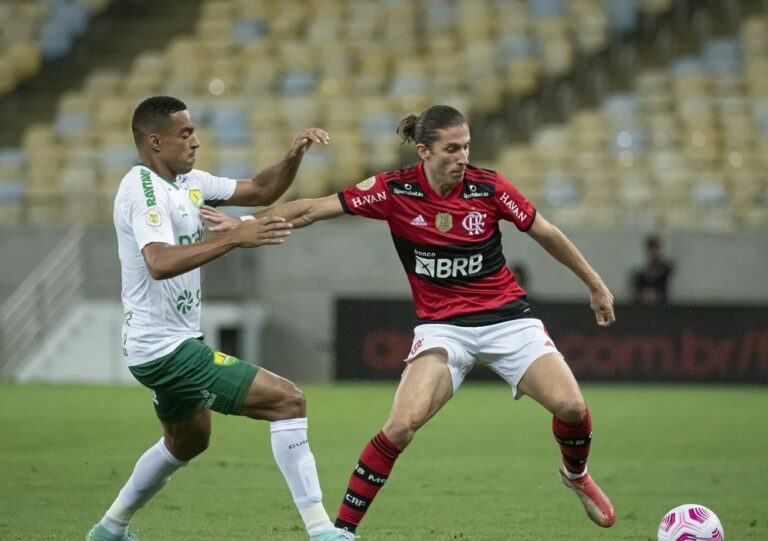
[
  {"left": 416, "top": 161, "right": 465, "bottom": 200},
  {"left": 135, "top": 162, "right": 179, "bottom": 188}
]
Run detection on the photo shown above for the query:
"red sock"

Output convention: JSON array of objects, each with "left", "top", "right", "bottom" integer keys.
[
  {"left": 335, "top": 431, "right": 401, "bottom": 533},
  {"left": 552, "top": 408, "right": 592, "bottom": 476}
]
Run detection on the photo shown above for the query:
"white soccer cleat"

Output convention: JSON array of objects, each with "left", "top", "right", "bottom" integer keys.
[{"left": 309, "top": 527, "right": 357, "bottom": 540}]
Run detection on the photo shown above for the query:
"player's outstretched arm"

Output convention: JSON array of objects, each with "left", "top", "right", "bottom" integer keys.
[
  {"left": 141, "top": 217, "right": 293, "bottom": 280},
  {"left": 224, "top": 128, "right": 331, "bottom": 207},
  {"left": 202, "top": 194, "right": 345, "bottom": 232},
  {"left": 527, "top": 213, "right": 615, "bottom": 327}
]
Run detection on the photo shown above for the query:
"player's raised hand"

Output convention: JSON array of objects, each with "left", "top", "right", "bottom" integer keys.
[
  {"left": 234, "top": 216, "right": 293, "bottom": 248},
  {"left": 287, "top": 127, "right": 331, "bottom": 158},
  {"left": 589, "top": 286, "right": 615, "bottom": 327},
  {"left": 201, "top": 205, "right": 241, "bottom": 232}
]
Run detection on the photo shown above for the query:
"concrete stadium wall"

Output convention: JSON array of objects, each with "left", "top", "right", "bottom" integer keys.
[
  {"left": 2, "top": 223, "right": 766, "bottom": 382},
  {"left": 0, "top": 227, "right": 64, "bottom": 302}
]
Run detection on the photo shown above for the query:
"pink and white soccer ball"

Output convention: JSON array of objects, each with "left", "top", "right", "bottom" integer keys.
[{"left": 658, "top": 504, "right": 724, "bottom": 541}]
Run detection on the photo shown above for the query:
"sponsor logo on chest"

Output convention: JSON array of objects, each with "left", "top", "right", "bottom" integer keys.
[
  {"left": 414, "top": 249, "right": 483, "bottom": 279},
  {"left": 461, "top": 182, "right": 494, "bottom": 199},
  {"left": 390, "top": 182, "right": 425, "bottom": 198}
]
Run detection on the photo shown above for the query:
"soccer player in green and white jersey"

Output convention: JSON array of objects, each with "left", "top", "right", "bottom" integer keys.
[{"left": 86, "top": 96, "right": 347, "bottom": 541}]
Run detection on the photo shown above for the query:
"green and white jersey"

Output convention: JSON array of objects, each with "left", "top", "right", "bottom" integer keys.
[{"left": 114, "top": 164, "right": 237, "bottom": 366}]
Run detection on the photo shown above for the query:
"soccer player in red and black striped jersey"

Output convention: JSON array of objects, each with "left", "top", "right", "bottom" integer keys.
[{"left": 203, "top": 105, "right": 617, "bottom": 537}]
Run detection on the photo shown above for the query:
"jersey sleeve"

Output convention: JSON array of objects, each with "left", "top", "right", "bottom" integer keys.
[
  {"left": 337, "top": 174, "right": 390, "bottom": 220},
  {"left": 495, "top": 173, "right": 536, "bottom": 231},
  {"left": 186, "top": 169, "right": 237, "bottom": 207},
  {"left": 128, "top": 180, "right": 175, "bottom": 251}
]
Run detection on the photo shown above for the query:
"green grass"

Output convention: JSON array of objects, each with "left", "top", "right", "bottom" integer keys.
[{"left": 1, "top": 383, "right": 766, "bottom": 540}]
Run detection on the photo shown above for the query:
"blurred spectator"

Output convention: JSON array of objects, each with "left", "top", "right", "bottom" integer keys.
[{"left": 631, "top": 235, "right": 674, "bottom": 305}]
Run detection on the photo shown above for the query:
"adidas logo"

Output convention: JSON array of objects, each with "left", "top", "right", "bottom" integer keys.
[{"left": 410, "top": 214, "right": 427, "bottom": 226}]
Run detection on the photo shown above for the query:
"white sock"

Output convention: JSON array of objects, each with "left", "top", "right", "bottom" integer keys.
[
  {"left": 563, "top": 465, "right": 588, "bottom": 480},
  {"left": 270, "top": 417, "right": 333, "bottom": 535},
  {"left": 99, "top": 438, "right": 188, "bottom": 535}
]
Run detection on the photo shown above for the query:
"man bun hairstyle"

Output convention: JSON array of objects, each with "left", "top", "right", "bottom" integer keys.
[
  {"left": 131, "top": 96, "right": 187, "bottom": 146},
  {"left": 397, "top": 105, "right": 466, "bottom": 149}
]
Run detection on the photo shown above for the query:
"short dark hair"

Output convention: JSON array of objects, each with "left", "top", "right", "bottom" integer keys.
[
  {"left": 645, "top": 235, "right": 661, "bottom": 250},
  {"left": 397, "top": 105, "right": 466, "bottom": 149},
  {"left": 131, "top": 96, "right": 187, "bottom": 146}
]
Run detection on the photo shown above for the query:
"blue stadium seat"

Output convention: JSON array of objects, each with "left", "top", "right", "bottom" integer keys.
[
  {"left": 601, "top": 93, "right": 642, "bottom": 125},
  {"left": 670, "top": 56, "right": 706, "bottom": 78},
  {"left": 542, "top": 171, "right": 581, "bottom": 206},
  {"left": 529, "top": 0, "right": 566, "bottom": 20},
  {"left": 232, "top": 19, "right": 267, "bottom": 43},
  {"left": 605, "top": 0, "right": 638, "bottom": 34},
  {"left": 609, "top": 127, "right": 649, "bottom": 154},
  {"left": 0, "top": 181, "right": 25, "bottom": 203},
  {"left": 55, "top": 112, "right": 90, "bottom": 136},
  {"left": 56, "top": 2, "right": 89, "bottom": 37},
  {"left": 423, "top": 1, "right": 458, "bottom": 32},
  {"left": 39, "top": 21, "right": 72, "bottom": 60},
  {"left": 704, "top": 38, "right": 743, "bottom": 75},
  {"left": 0, "top": 149, "right": 26, "bottom": 182},
  {"left": 209, "top": 101, "right": 250, "bottom": 145},
  {"left": 279, "top": 71, "right": 316, "bottom": 96},
  {"left": 100, "top": 145, "right": 136, "bottom": 174}
]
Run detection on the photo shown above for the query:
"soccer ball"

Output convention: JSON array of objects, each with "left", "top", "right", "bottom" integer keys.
[{"left": 657, "top": 504, "right": 724, "bottom": 540}]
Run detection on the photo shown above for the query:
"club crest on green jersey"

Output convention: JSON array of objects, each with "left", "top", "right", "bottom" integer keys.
[{"left": 188, "top": 188, "right": 204, "bottom": 208}]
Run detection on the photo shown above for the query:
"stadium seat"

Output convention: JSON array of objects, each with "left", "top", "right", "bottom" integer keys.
[{"left": 5, "top": 0, "right": 765, "bottom": 230}]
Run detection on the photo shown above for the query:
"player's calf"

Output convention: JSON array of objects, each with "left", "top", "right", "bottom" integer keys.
[
  {"left": 552, "top": 408, "right": 591, "bottom": 476},
  {"left": 335, "top": 431, "right": 402, "bottom": 533}
]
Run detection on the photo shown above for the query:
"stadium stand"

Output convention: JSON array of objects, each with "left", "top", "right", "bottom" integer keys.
[
  {"left": 0, "top": 0, "right": 765, "bottom": 231},
  {"left": 0, "top": 0, "right": 111, "bottom": 96}
]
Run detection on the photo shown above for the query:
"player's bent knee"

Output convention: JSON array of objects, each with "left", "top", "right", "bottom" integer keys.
[
  {"left": 553, "top": 396, "right": 587, "bottom": 422},
  {"left": 383, "top": 417, "right": 423, "bottom": 448},
  {"left": 166, "top": 430, "right": 210, "bottom": 461},
  {"left": 273, "top": 384, "right": 307, "bottom": 420}
]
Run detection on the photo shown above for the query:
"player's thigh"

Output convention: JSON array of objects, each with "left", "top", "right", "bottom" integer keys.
[
  {"left": 130, "top": 339, "right": 259, "bottom": 422},
  {"left": 385, "top": 349, "right": 454, "bottom": 434},
  {"left": 517, "top": 352, "right": 585, "bottom": 419},
  {"left": 239, "top": 367, "right": 305, "bottom": 421}
]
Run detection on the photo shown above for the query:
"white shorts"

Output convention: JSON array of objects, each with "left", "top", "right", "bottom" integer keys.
[{"left": 405, "top": 318, "right": 562, "bottom": 398}]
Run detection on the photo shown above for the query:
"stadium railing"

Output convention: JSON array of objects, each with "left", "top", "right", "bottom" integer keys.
[{"left": 0, "top": 225, "right": 85, "bottom": 379}]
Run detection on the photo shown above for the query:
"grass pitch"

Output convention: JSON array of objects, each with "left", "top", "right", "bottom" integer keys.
[{"left": 1, "top": 383, "right": 766, "bottom": 540}]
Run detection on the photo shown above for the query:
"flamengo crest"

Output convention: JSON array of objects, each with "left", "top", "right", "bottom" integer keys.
[{"left": 462, "top": 211, "right": 487, "bottom": 235}]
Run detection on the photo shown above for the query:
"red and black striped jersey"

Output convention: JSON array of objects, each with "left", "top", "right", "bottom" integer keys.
[{"left": 338, "top": 162, "right": 537, "bottom": 324}]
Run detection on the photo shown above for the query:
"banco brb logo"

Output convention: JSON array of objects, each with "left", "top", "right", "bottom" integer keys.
[{"left": 414, "top": 251, "right": 483, "bottom": 278}]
